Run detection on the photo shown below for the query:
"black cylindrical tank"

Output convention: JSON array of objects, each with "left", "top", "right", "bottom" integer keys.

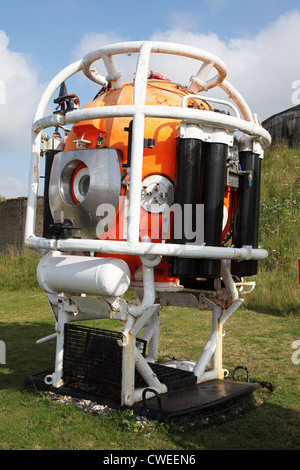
[
  {"left": 231, "top": 150, "right": 262, "bottom": 277},
  {"left": 170, "top": 137, "right": 202, "bottom": 277},
  {"left": 196, "top": 142, "right": 227, "bottom": 278}
]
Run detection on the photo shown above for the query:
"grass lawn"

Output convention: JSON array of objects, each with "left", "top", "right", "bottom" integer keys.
[{"left": 0, "top": 288, "right": 299, "bottom": 450}]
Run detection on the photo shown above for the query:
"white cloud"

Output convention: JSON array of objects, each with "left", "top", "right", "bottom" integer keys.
[
  {"left": 0, "top": 31, "right": 45, "bottom": 198},
  {"left": 0, "top": 170, "right": 26, "bottom": 199},
  {"left": 0, "top": 79, "right": 5, "bottom": 104},
  {"left": 70, "top": 30, "right": 138, "bottom": 96},
  {"left": 205, "top": 0, "right": 229, "bottom": 13},
  {"left": 0, "top": 31, "right": 43, "bottom": 155},
  {"left": 1, "top": 10, "right": 300, "bottom": 199},
  {"left": 149, "top": 10, "right": 300, "bottom": 121},
  {"left": 72, "top": 31, "right": 129, "bottom": 60},
  {"left": 168, "top": 10, "right": 202, "bottom": 31},
  {"left": 73, "top": 10, "right": 300, "bottom": 121}
]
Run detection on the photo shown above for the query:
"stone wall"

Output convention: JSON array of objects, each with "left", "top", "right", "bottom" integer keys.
[
  {"left": 0, "top": 196, "right": 44, "bottom": 253},
  {"left": 262, "top": 105, "right": 300, "bottom": 148}
]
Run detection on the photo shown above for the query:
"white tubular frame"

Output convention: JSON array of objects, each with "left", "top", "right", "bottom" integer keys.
[
  {"left": 25, "top": 41, "right": 270, "bottom": 262},
  {"left": 27, "top": 42, "right": 272, "bottom": 407}
]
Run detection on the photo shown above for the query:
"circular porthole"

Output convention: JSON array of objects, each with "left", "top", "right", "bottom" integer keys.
[
  {"left": 59, "top": 159, "right": 91, "bottom": 206},
  {"left": 50, "top": 149, "right": 121, "bottom": 239},
  {"left": 70, "top": 163, "right": 90, "bottom": 205}
]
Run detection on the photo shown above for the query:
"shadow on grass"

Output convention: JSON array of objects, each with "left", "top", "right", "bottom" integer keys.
[
  {"left": 166, "top": 397, "right": 300, "bottom": 450},
  {"left": 0, "top": 322, "right": 56, "bottom": 390},
  {"left": 243, "top": 301, "right": 298, "bottom": 317}
]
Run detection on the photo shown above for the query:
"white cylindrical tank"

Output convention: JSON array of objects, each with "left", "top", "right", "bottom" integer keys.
[{"left": 37, "top": 251, "right": 131, "bottom": 297}]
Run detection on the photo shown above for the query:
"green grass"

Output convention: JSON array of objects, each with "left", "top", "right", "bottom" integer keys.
[
  {"left": 0, "top": 142, "right": 299, "bottom": 450},
  {"left": 0, "top": 248, "right": 40, "bottom": 291},
  {"left": 0, "top": 290, "right": 299, "bottom": 450},
  {"left": 242, "top": 143, "right": 300, "bottom": 316},
  {"left": 259, "top": 142, "right": 299, "bottom": 272}
]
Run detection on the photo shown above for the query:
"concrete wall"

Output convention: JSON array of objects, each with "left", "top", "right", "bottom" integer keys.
[
  {"left": 0, "top": 196, "right": 44, "bottom": 253},
  {"left": 262, "top": 105, "right": 300, "bottom": 148}
]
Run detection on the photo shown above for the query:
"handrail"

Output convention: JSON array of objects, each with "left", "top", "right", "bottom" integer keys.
[{"left": 182, "top": 94, "right": 241, "bottom": 119}]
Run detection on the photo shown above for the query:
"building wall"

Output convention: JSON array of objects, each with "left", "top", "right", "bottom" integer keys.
[
  {"left": 262, "top": 105, "right": 300, "bottom": 148},
  {"left": 0, "top": 196, "right": 44, "bottom": 253}
]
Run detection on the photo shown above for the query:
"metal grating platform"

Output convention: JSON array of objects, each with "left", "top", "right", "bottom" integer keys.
[
  {"left": 146, "top": 363, "right": 197, "bottom": 391},
  {"left": 62, "top": 324, "right": 197, "bottom": 401},
  {"left": 25, "top": 373, "right": 260, "bottom": 421},
  {"left": 26, "top": 323, "right": 260, "bottom": 421},
  {"left": 63, "top": 324, "right": 147, "bottom": 401},
  {"left": 132, "top": 380, "right": 261, "bottom": 421}
]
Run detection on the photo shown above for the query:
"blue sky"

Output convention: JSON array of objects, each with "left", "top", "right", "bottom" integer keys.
[{"left": 1, "top": 0, "right": 300, "bottom": 198}]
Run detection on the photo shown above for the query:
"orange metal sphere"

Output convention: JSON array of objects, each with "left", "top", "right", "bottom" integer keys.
[{"left": 64, "top": 80, "right": 233, "bottom": 283}]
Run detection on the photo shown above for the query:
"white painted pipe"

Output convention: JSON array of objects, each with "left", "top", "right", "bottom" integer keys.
[
  {"left": 102, "top": 54, "right": 122, "bottom": 88},
  {"left": 128, "top": 263, "right": 156, "bottom": 317},
  {"left": 121, "top": 314, "right": 136, "bottom": 407},
  {"left": 220, "top": 299, "right": 244, "bottom": 326},
  {"left": 126, "top": 44, "right": 152, "bottom": 245},
  {"left": 220, "top": 79, "right": 254, "bottom": 123},
  {"left": 49, "top": 303, "right": 69, "bottom": 388},
  {"left": 133, "top": 385, "right": 167, "bottom": 405},
  {"left": 194, "top": 330, "right": 219, "bottom": 381},
  {"left": 26, "top": 236, "right": 268, "bottom": 261},
  {"left": 25, "top": 130, "right": 42, "bottom": 239},
  {"left": 135, "top": 347, "right": 166, "bottom": 392},
  {"left": 130, "top": 305, "right": 160, "bottom": 363},
  {"left": 221, "top": 260, "right": 239, "bottom": 302},
  {"left": 81, "top": 41, "right": 227, "bottom": 90},
  {"left": 193, "top": 304, "right": 222, "bottom": 380},
  {"left": 182, "top": 94, "right": 240, "bottom": 119},
  {"left": 126, "top": 110, "right": 146, "bottom": 245},
  {"left": 131, "top": 305, "right": 159, "bottom": 337},
  {"left": 201, "top": 370, "right": 219, "bottom": 381},
  {"left": 36, "top": 333, "right": 57, "bottom": 344},
  {"left": 25, "top": 59, "right": 83, "bottom": 242},
  {"left": 25, "top": 40, "right": 271, "bottom": 258},
  {"left": 37, "top": 251, "right": 131, "bottom": 297},
  {"left": 143, "top": 311, "right": 160, "bottom": 363},
  {"left": 189, "top": 61, "right": 214, "bottom": 93},
  {"left": 32, "top": 104, "right": 271, "bottom": 147}
]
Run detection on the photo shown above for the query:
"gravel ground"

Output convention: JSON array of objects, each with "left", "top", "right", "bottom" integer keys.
[{"left": 44, "top": 391, "right": 156, "bottom": 430}]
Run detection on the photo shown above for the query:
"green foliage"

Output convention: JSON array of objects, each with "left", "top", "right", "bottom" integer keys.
[
  {"left": 259, "top": 143, "right": 299, "bottom": 271},
  {"left": 0, "top": 248, "right": 40, "bottom": 291},
  {"left": 243, "top": 143, "right": 300, "bottom": 316}
]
